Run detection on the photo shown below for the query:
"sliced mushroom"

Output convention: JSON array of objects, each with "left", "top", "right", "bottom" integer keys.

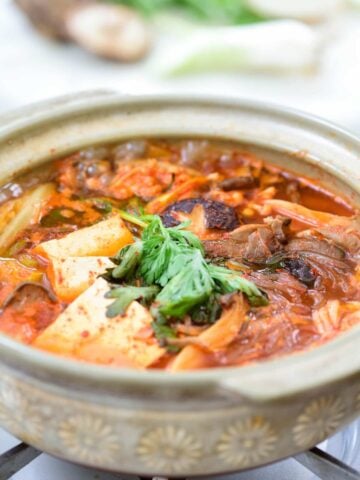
[
  {"left": 219, "top": 176, "right": 259, "bottom": 191},
  {"left": 281, "top": 258, "right": 316, "bottom": 286},
  {"left": 161, "top": 198, "right": 240, "bottom": 231},
  {"left": 1, "top": 281, "right": 57, "bottom": 311}
]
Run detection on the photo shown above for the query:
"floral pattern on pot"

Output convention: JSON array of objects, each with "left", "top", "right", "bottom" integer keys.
[
  {"left": 0, "top": 370, "right": 358, "bottom": 476},
  {"left": 216, "top": 416, "right": 277, "bottom": 468},
  {"left": 293, "top": 396, "right": 346, "bottom": 448},
  {"left": 0, "top": 377, "right": 44, "bottom": 444},
  {"left": 58, "top": 414, "right": 121, "bottom": 464},
  {"left": 136, "top": 425, "right": 203, "bottom": 473}
]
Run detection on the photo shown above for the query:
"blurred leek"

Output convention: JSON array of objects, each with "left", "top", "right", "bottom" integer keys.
[
  {"left": 152, "top": 20, "right": 320, "bottom": 76},
  {"left": 110, "top": 0, "right": 264, "bottom": 24}
]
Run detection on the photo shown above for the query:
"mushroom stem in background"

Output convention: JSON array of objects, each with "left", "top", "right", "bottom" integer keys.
[
  {"left": 67, "top": 3, "right": 151, "bottom": 61},
  {"left": 15, "top": 0, "right": 87, "bottom": 39},
  {"left": 14, "top": 0, "right": 151, "bottom": 62}
]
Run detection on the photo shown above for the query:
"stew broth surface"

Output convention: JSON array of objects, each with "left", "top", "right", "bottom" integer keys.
[{"left": 0, "top": 139, "right": 358, "bottom": 370}]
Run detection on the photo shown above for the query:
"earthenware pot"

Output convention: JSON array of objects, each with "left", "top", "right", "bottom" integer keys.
[{"left": 0, "top": 93, "right": 359, "bottom": 477}]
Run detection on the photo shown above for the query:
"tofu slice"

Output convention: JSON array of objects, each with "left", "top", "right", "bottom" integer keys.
[
  {"left": 33, "top": 278, "right": 164, "bottom": 368},
  {"left": 34, "top": 215, "right": 133, "bottom": 258},
  {"left": 47, "top": 256, "right": 115, "bottom": 302}
]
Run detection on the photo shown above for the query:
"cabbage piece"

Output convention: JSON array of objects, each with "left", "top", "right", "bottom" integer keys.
[{"left": 0, "top": 183, "right": 55, "bottom": 255}]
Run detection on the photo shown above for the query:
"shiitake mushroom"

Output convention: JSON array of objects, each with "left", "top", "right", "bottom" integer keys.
[
  {"left": 161, "top": 198, "right": 240, "bottom": 231},
  {"left": 1, "top": 281, "right": 57, "bottom": 311}
]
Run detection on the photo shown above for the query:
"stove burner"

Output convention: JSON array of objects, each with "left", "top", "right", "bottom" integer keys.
[
  {"left": 0, "top": 442, "right": 359, "bottom": 480},
  {"left": 0, "top": 443, "right": 40, "bottom": 479},
  {"left": 295, "top": 447, "right": 360, "bottom": 480}
]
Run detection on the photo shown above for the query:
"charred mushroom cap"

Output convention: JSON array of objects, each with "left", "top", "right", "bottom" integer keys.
[{"left": 161, "top": 198, "right": 240, "bottom": 231}]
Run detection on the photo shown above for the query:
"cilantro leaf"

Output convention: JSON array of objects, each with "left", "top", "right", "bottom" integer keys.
[
  {"left": 151, "top": 317, "right": 180, "bottom": 353},
  {"left": 111, "top": 242, "right": 143, "bottom": 280},
  {"left": 106, "top": 213, "right": 267, "bottom": 327},
  {"left": 153, "top": 250, "right": 214, "bottom": 318},
  {"left": 151, "top": 317, "right": 177, "bottom": 340},
  {"left": 208, "top": 264, "right": 268, "bottom": 306},
  {"left": 105, "top": 285, "right": 159, "bottom": 317}
]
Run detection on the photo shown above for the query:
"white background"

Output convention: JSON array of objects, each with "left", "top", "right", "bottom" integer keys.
[{"left": 0, "top": 0, "right": 360, "bottom": 132}]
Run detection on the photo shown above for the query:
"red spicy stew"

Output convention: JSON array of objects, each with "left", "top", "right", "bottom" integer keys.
[{"left": 0, "top": 139, "right": 358, "bottom": 370}]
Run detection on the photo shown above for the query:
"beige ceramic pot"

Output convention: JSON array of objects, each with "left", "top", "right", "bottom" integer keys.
[{"left": 0, "top": 92, "right": 359, "bottom": 477}]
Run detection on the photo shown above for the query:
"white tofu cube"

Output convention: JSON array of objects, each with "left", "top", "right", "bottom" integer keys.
[{"left": 33, "top": 278, "right": 164, "bottom": 368}]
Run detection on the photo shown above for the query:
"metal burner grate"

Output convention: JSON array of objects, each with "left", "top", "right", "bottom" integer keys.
[{"left": 0, "top": 443, "right": 359, "bottom": 480}]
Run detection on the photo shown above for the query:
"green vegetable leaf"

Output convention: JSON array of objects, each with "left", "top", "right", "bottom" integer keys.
[
  {"left": 169, "top": 224, "right": 204, "bottom": 252},
  {"left": 106, "top": 212, "right": 266, "bottom": 331},
  {"left": 139, "top": 233, "right": 173, "bottom": 285},
  {"left": 190, "top": 292, "right": 222, "bottom": 325},
  {"left": 105, "top": 285, "right": 159, "bottom": 317},
  {"left": 154, "top": 250, "right": 214, "bottom": 318},
  {"left": 151, "top": 316, "right": 180, "bottom": 352},
  {"left": 40, "top": 208, "right": 82, "bottom": 227},
  {"left": 110, "top": 242, "right": 143, "bottom": 280},
  {"left": 139, "top": 216, "right": 204, "bottom": 286},
  {"left": 208, "top": 264, "right": 268, "bottom": 306},
  {"left": 151, "top": 317, "right": 177, "bottom": 340},
  {"left": 110, "top": 0, "right": 264, "bottom": 24},
  {"left": 178, "top": 0, "right": 263, "bottom": 24},
  {"left": 117, "top": 210, "right": 149, "bottom": 229}
]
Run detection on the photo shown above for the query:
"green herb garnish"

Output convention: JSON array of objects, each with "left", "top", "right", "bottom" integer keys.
[
  {"left": 208, "top": 264, "right": 268, "bottom": 307},
  {"left": 105, "top": 212, "right": 267, "bottom": 333},
  {"left": 118, "top": 210, "right": 148, "bottom": 229},
  {"left": 151, "top": 316, "right": 179, "bottom": 352},
  {"left": 190, "top": 292, "right": 222, "bottom": 325},
  {"left": 105, "top": 285, "right": 159, "bottom": 317},
  {"left": 111, "top": 242, "right": 143, "bottom": 280},
  {"left": 152, "top": 249, "right": 214, "bottom": 318},
  {"left": 151, "top": 316, "right": 177, "bottom": 341}
]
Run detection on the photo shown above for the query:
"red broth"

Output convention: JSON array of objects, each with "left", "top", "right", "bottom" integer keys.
[{"left": 0, "top": 139, "right": 358, "bottom": 370}]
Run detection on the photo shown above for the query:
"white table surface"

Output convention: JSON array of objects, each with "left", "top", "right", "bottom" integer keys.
[{"left": 0, "top": 0, "right": 360, "bottom": 133}]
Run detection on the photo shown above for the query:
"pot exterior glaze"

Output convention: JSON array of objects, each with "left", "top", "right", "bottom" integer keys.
[
  {"left": 0, "top": 368, "right": 359, "bottom": 476},
  {"left": 0, "top": 93, "right": 359, "bottom": 477}
]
